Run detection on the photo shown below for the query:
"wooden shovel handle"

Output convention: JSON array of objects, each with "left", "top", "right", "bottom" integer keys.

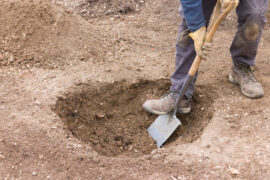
[{"left": 188, "top": 2, "right": 234, "bottom": 76}]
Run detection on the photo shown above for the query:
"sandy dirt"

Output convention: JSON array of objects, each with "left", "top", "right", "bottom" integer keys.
[{"left": 0, "top": 0, "right": 270, "bottom": 179}]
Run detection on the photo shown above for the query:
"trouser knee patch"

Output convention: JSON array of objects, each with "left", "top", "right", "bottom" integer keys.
[
  {"left": 234, "top": 14, "right": 262, "bottom": 49},
  {"left": 243, "top": 14, "right": 262, "bottom": 42}
]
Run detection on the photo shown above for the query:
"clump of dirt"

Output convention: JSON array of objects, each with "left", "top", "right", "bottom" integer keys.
[
  {"left": 54, "top": 79, "right": 216, "bottom": 157},
  {"left": 0, "top": 0, "right": 104, "bottom": 68},
  {"left": 77, "top": 0, "right": 145, "bottom": 19}
]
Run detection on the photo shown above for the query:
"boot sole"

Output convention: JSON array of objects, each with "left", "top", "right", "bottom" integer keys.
[
  {"left": 142, "top": 105, "right": 167, "bottom": 115},
  {"left": 143, "top": 104, "right": 191, "bottom": 115},
  {"left": 229, "top": 73, "right": 264, "bottom": 99},
  {"left": 229, "top": 73, "right": 239, "bottom": 85}
]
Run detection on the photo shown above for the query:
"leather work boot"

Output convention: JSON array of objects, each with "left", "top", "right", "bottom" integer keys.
[
  {"left": 229, "top": 62, "right": 264, "bottom": 99},
  {"left": 143, "top": 91, "right": 192, "bottom": 115}
]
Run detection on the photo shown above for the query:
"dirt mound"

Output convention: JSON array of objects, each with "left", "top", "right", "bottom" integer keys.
[
  {"left": 77, "top": 0, "right": 145, "bottom": 19},
  {"left": 54, "top": 80, "right": 215, "bottom": 157},
  {"left": 0, "top": 0, "right": 104, "bottom": 68}
]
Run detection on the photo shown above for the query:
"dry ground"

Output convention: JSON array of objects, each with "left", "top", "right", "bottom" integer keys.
[{"left": 0, "top": 0, "right": 270, "bottom": 179}]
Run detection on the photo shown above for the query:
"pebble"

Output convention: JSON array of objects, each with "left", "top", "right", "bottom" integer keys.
[
  {"left": 229, "top": 167, "right": 239, "bottom": 175},
  {"left": 92, "top": 157, "right": 100, "bottom": 164},
  {"left": 119, "top": 3, "right": 133, "bottom": 14},
  {"left": 32, "top": 171, "right": 37, "bottom": 176},
  {"left": 0, "top": 153, "right": 5, "bottom": 159},
  {"left": 151, "top": 149, "right": 157, "bottom": 155},
  {"left": 34, "top": 100, "right": 41, "bottom": 106},
  {"left": 95, "top": 113, "right": 105, "bottom": 119},
  {"left": 9, "top": 55, "right": 14, "bottom": 62},
  {"left": 106, "top": 113, "right": 114, "bottom": 119}
]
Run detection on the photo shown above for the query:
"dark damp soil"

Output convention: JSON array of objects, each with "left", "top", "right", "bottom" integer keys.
[{"left": 54, "top": 79, "right": 216, "bottom": 157}]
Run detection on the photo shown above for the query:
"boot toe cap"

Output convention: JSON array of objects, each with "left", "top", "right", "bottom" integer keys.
[
  {"left": 241, "top": 83, "right": 264, "bottom": 99},
  {"left": 143, "top": 100, "right": 166, "bottom": 115}
]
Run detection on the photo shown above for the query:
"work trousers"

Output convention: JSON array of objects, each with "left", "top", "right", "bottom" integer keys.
[{"left": 170, "top": 0, "right": 269, "bottom": 99}]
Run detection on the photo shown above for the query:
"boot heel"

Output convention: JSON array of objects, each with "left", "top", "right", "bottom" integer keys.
[{"left": 229, "top": 73, "right": 238, "bottom": 85}]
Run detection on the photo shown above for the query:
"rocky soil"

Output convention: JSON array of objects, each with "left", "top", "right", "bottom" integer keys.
[{"left": 0, "top": 0, "right": 270, "bottom": 179}]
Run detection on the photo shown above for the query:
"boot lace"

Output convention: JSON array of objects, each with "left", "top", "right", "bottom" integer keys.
[
  {"left": 239, "top": 65, "right": 256, "bottom": 83},
  {"left": 161, "top": 91, "right": 177, "bottom": 99}
]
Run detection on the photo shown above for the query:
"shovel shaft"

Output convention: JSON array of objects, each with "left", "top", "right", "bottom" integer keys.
[
  {"left": 148, "top": 2, "right": 235, "bottom": 148},
  {"left": 173, "top": 2, "right": 234, "bottom": 117},
  {"left": 188, "top": 2, "right": 234, "bottom": 76},
  {"left": 171, "top": 75, "right": 193, "bottom": 118}
]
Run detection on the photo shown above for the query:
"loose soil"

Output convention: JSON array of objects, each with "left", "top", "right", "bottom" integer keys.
[
  {"left": 0, "top": 0, "right": 104, "bottom": 68},
  {"left": 54, "top": 80, "right": 215, "bottom": 157},
  {"left": 1, "top": 0, "right": 270, "bottom": 179},
  {"left": 77, "top": 0, "right": 145, "bottom": 19}
]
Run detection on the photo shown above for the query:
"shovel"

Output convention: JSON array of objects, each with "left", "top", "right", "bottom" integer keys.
[{"left": 148, "top": 2, "right": 235, "bottom": 148}]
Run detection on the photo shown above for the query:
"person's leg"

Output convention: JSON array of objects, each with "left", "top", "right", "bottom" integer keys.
[
  {"left": 230, "top": 0, "right": 269, "bottom": 66},
  {"left": 171, "top": 0, "right": 217, "bottom": 99},
  {"left": 143, "top": 0, "right": 217, "bottom": 115},
  {"left": 229, "top": 0, "right": 268, "bottom": 98}
]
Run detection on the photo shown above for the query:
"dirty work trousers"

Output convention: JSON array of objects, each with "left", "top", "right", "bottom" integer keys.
[{"left": 170, "top": 0, "right": 269, "bottom": 99}]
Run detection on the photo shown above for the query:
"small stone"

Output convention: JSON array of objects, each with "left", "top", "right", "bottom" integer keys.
[
  {"left": 71, "top": 110, "right": 77, "bottom": 117},
  {"left": 34, "top": 100, "right": 41, "bottom": 106},
  {"left": 32, "top": 171, "right": 37, "bottom": 176},
  {"left": 114, "top": 135, "right": 122, "bottom": 141},
  {"left": 9, "top": 55, "right": 14, "bottom": 62},
  {"left": 116, "top": 141, "right": 122, "bottom": 146},
  {"left": 0, "top": 153, "right": 5, "bottom": 159},
  {"left": 119, "top": 3, "right": 133, "bottom": 14},
  {"left": 151, "top": 149, "right": 157, "bottom": 155},
  {"left": 95, "top": 113, "right": 105, "bottom": 119},
  {"left": 123, "top": 138, "right": 132, "bottom": 145},
  {"left": 170, "top": 175, "right": 178, "bottom": 180},
  {"left": 106, "top": 113, "right": 114, "bottom": 119},
  {"left": 230, "top": 167, "right": 239, "bottom": 175},
  {"left": 164, "top": 160, "right": 168, "bottom": 164},
  {"left": 92, "top": 157, "right": 100, "bottom": 164}
]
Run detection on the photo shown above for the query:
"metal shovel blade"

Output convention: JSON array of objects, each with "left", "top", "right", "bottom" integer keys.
[{"left": 148, "top": 114, "right": 181, "bottom": 148}]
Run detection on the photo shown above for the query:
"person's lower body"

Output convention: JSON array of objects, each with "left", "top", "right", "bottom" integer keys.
[
  {"left": 170, "top": 0, "right": 217, "bottom": 98},
  {"left": 143, "top": 0, "right": 268, "bottom": 115},
  {"left": 228, "top": 0, "right": 268, "bottom": 98},
  {"left": 171, "top": 0, "right": 268, "bottom": 99},
  {"left": 143, "top": 0, "right": 217, "bottom": 115}
]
